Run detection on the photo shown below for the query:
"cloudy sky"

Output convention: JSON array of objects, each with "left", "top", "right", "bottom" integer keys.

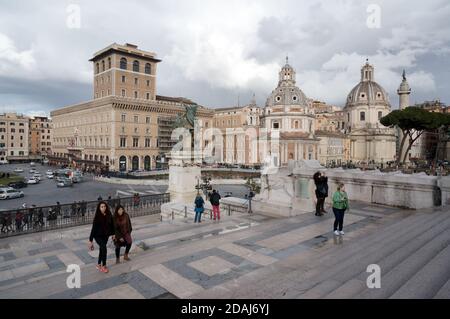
[{"left": 0, "top": 0, "right": 449, "bottom": 116}]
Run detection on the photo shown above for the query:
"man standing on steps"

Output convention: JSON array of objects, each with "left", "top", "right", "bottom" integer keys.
[{"left": 209, "top": 189, "right": 221, "bottom": 221}]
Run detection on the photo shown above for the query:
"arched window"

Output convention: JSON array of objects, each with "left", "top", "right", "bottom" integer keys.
[
  {"left": 102, "top": 60, "right": 105, "bottom": 71},
  {"left": 133, "top": 60, "right": 139, "bottom": 72},
  {"left": 360, "top": 111, "right": 366, "bottom": 121},
  {"left": 119, "top": 156, "right": 127, "bottom": 172},
  {"left": 132, "top": 156, "right": 139, "bottom": 171},
  {"left": 120, "top": 58, "right": 127, "bottom": 70},
  {"left": 145, "top": 63, "right": 151, "bottom": 74},
  {"left": 144, "top": 156, "right": 151, "bottom": 171}
]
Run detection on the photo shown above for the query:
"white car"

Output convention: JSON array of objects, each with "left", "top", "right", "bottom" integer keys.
[
  {"left": 46, "top": 169, "right": 53, "bottom": 174},
  {"left": 30, "top": 162, "right": 36, "bottom": 166},
  {"left": 14, "top": 168, "right": 24, "bottom": 173},
  {"left": 0, "top": 187, "right": 24, "bottom": 200},
  {"left": 29, "top": 169, "right": 36, "bottom": 173},
  {"left": 0, "top": 160, "right": 8, "bottom": 165},
  {"left": 33, "top": 174, "right": 41, "bottom": 181},
  {"left": 46, "top": 174, "right": 54, "bottom": 179},
  {"left": 26, "top": 178, "right": 38, "bottom": 184}
]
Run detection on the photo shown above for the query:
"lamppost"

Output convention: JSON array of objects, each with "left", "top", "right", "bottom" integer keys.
[{"left": 195, "top": 176, "right": 212, "bottom": 198}]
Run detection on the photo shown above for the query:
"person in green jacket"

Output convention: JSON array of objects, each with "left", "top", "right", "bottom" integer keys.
[{"left": 332, "top": 183, "right": 349, "bottom": 236}]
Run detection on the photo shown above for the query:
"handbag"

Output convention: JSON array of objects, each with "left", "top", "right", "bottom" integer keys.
[{"left": 123, "top": 233, "right": 132, "bottom": 245}]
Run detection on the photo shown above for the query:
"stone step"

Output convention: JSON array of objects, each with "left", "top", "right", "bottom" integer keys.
[
  {"left": 261, "top": 213, "right": 432, "bottom": 298},
  {"left": 433, "top": 278, "right": 450, "bottom": 299},
  {"left": 294, "top": 212, "right": 449, "bottom": 298},
  {"left": 311, "top": 212, "right": 432, "bottom": 268},
  {"left": 359, "top": 221, "right": 450, "bottom": 299},
  {"left": 324, "top": 213, "right": 450, "bottom": 299},
  {"left": 390, "top": 244, "right": 450, "bottom": 298}
]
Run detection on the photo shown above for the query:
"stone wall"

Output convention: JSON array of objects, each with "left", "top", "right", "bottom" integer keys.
[{"left": 253, "top": 160, "right": 449, "bottom": 217}]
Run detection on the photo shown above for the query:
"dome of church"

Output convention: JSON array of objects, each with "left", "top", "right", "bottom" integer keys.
[
  {"left": 265, "top": 57, "right": 310, "bottom": 108},
  {"left": 345, "top": 60, "right": 390, "bottom": 108}
]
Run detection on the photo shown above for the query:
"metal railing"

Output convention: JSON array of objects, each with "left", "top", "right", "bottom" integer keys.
[
  {"left": 167, "top": 201, "right": 251, "bottom": 222},
  {"left": 0, "top": 193, "right": 170, "bottom": 238}
]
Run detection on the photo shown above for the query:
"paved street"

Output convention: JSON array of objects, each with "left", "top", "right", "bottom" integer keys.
[
  {"left": 0, "top": 164, "right": 249, "bottom": 210},
  {"left": 0, "top": 201, "right": 448, "bottom": 299}
]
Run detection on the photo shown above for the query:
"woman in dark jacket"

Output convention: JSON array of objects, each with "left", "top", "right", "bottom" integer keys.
[
  {"left": 113, "top": 205, "right": 133, "bottom": 264},
  {"left": 88, "top": 201, "right": 114, "bottom": 273},
  {"left": 313, "top": 171, "right": 329, "bottom": 216}
]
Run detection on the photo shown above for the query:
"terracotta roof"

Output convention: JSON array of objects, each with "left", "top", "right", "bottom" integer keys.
[
  {"left": 273, "top": 132, "right": 312, "bottom": 139},
  {"left": 315, "top": 130, "right": 346, "bottom": 138},
  {"left": 156, "top": 95, "right": 196, "bottom": 105}
]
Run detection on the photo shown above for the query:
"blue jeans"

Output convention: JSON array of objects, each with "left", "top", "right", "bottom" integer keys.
[
  {"left": 194, "top": 208, "right": 203, "bottom": 223},
  {"left": 333, "top": 207, "right": 345, "bottom": 231}
]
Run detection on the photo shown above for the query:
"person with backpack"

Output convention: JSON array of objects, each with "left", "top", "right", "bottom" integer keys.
[
  {"left": 332, "top": 183, "right": 349, "bottom": 236},
  {"left": 88, "top": 201, "right": 115, "bottom": 273},
  {"left": 313, "top": 171, "right": 329, "bottom": 216},
  {"left": 112, "top": 205, "right": 133, "bottom": 264},
  {"left": 194, "top": 194, "right": 205, "bottom": 223},
  {"left": 209, "top": 189, "right": 221, "bottom": 221}
]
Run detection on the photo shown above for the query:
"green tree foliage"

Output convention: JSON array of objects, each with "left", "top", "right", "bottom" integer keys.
[{"left": 380, "top": 107, "right": 450, "bottom": 164}]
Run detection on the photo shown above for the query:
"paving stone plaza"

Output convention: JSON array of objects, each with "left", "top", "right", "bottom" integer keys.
[{"left": 1, "top": 200, "right": 449, "bottom": 299}]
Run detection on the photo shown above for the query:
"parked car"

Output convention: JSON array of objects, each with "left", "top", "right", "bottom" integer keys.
[
  {"left": 46, "top": 174, "right": 54, "bottom": 179},
  {"left": 29, "top": 168, "right": 36, "bottom": 174},
  {"left": 46, "top": 169, "right": 54, "bottom": 174},
  {"left": 57, "top": 178, "right": 73, "bottom": 187},
  {"left": 43, "top": 159, "right": 49, "bottom": 164},
  {"left": 8, "top": 181, "right": 28, "bottom": 189},
  {"left": 26, "top": 178, "right": 38, "bottom": 184},
  {"left": 14, "top": 168, "right": 24, "bottom": 173},
  {"left": 30, "top": 162, "right": 36, "bottom": 167},
  {"left": 0, "top": 187, "right": 24, "bottom": 199},
  {"left": 0, "top": 160, "right": 8, "bottom": 165},
  {"left": 32, "top": 174, "right": 41, "bottom": 181}
]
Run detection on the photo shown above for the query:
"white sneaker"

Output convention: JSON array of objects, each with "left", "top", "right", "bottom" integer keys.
[
  {"left": 334, "top": 230, "right": 340, "bottom": 236},
  {"left": 340, "top": 231, "right": 345, "bottom": 235}
]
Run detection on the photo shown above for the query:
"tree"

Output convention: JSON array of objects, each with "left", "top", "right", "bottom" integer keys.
[{"left": 380, "top": 107, "right": 449, "bottom": 164}]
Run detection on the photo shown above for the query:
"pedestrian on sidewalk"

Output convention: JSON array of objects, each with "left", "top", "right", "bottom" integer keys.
[
  {"left": 194, "top": 194, "right": 205, "bottom": 223},
  {"left": 313, "top": 171, "right": 328, "bottom": 216},
  {"left": 209, "top": 189, "right": 221, "bottom": 221},
  {"left": 88, "top": 201, "right": 115, "bottom": 273},
  {"left": 113, "top": 205, "right": 133, "bottom": 264},
  {"left": 332, "top": 183, "right": 349, "bottom": 236}
]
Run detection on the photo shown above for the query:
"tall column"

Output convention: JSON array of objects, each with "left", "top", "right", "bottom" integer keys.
[{"left": 397, "top": 70, "right": 411, "bottom": 163}]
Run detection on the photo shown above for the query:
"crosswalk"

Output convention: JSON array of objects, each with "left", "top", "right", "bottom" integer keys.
[{"left": 115, "top": 190, "right": 163, "bottom": 196}]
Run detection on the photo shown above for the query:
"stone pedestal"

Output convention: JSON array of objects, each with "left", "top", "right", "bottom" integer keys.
[
  {"left": 160, "top": 152, "right": 203, "bottom": 221},
  {"left": 252, "top": 160, "right": 324, "bottom": 217}
]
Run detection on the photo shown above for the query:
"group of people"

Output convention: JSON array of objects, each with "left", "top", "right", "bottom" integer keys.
[
  {"left": 313, "top": 171, "right": 349, "bottom": 236},
  {"left": 1, "top": 204, "right": 47, "bottom": 233},
  {"left": 88, "top": 201, "right": 133, "bottom": 274},
  {"left": 193, "top": 189, "right": 222, "bottom": 223}
]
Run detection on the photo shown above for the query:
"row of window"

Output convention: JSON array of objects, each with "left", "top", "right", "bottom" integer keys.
[
  {"left": 351, "top": 111, "right": 383, "bottom": 122},
  {"left": 119, "top": 89, "right": 152, "bottom": 100},
  {"left": 0, "top": 122, "right": 25, "bottom": 126},
  {"left": 95, "top": 58, "right": 152, "bottom": 74},
  {"left": 8, "top": 151, "right": 26, "bottom": 156},
  {"left": 119, "top": 137, "right": 154, "bottom": 148},
  {"left": 121, "top": 114, "right": 153, "bottom": 124},
  {"left": 121, "top": 127, "right": 153, "bottom": 135},
  {"left": 2, "top": 135, "right": 25, "bottom": 140}
]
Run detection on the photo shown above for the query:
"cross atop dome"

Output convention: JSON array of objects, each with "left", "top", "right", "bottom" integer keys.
[
  {"left": 278, "top": 56, "right": 296, "bottom": 85},
  {"left": 361, "top": 59, "right": 374, "bottom": 82}
]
